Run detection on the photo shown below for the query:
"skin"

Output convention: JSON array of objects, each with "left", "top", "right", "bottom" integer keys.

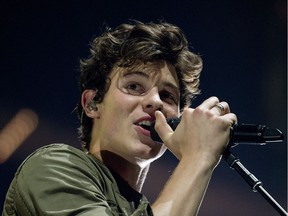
[{"left": 82, "top": 60, "right": 237, "bottom": 215}]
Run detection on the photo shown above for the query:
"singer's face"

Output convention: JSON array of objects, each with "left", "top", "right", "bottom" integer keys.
[{"left": 92, "top": 60, "right": 180, "bottom": 166}]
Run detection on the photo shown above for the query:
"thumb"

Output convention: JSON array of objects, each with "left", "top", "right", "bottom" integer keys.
[{"left": 154, "top": 111, "right": 174, "bottom": 145}]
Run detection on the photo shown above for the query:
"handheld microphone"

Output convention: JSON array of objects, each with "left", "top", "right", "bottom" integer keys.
[{"left": 150, "top": 118, "right": 284, "bottom": 147}]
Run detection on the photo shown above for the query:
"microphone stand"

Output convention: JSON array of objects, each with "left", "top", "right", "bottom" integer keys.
[{"left": 223, "top": 149, "right": 288, "bottom": 216}]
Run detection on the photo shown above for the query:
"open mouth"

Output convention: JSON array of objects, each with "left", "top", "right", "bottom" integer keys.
[{"left": 136, "top": 120, "right": 152, "bottom": 131}]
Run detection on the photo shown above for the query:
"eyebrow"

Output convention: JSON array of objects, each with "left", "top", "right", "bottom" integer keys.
[
  {"left": 163, "top": 81, "right": 180, "bottom": 94},
  {"left": 122, "top": 71, "right": 149, "bottom": 79},
  {"left": 122, "top": 70, "right": 180, "bottom": 93}
]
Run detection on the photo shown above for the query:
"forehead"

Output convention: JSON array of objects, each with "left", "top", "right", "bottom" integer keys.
[{"left": 110, "top": 60, "right": 179, "bottom": 87}]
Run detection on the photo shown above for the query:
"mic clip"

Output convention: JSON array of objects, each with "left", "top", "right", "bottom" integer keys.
[{"left": 229, "top": 124, "right": 284, "bottom": 147}]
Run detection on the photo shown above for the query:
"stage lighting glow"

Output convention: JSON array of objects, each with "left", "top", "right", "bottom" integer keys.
[{"left": 0, "top": 109, "right": 38, "bottom": 163}]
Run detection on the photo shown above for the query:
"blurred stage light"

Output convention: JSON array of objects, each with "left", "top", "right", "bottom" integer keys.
[{"left": 0, "top": 109, "right": 38, "bottom": 163}]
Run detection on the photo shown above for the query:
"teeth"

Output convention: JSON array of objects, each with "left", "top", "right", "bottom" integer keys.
[{"left": 138, "top": 120, "right": 152, "bottom": 126}]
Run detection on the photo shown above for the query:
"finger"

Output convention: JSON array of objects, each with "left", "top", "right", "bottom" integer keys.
[
  {"left": 154, "top": 111, "right": 174, "bottom": 144},
  {"left": 211, "top": 102, "right": 230, "bottom": 115},
  {"left": 222, "top": 113, "right": 238, "bottom": 126},
  {"left": 211, "top": 103, "right": 224, "bottom": 115},
  {"left": 198, "top": 96, "right": 220, "bottom": 110}
]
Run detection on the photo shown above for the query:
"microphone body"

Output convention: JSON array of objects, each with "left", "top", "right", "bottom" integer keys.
[{"left": 150, "top": 118, "right": 284, "bottom": 146}]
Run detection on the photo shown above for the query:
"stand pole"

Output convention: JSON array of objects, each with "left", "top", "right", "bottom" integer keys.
[{"left": 223, "top": 150, "right": 287, "bottom": 216}]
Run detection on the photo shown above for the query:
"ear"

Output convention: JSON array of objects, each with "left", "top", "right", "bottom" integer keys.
[{"left": 81, "top": 89, "right": 100, "bottom": 118}]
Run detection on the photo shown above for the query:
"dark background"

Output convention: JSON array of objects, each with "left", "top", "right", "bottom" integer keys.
[{"left": 0, "top": 0, "right": 286, "bottom": 215}]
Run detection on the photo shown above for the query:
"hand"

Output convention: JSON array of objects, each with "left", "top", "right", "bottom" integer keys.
[{"left": 154, "top": 96, "right": 237, "bottom": 166}]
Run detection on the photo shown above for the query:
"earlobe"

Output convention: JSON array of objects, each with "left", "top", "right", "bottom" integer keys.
[{"left": 81, "top": 89, "right": 100, "bottom": 118}]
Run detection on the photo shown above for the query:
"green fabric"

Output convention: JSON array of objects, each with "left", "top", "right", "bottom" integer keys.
[{"left": 2, "top": 144, "right": 153, "bottom": 216}]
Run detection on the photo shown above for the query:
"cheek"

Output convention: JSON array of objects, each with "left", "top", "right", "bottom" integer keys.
[
  {"left": 101, "top": 91, "right": 139, "bottom": 127},
  {"left": 164, "top": 104, "right": 180, "bottom": 118},
  {"left": 113, "top": 91, "right": 140, "bottom": 110}
]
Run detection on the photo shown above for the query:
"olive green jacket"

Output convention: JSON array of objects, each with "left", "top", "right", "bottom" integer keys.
[{"left": 2, "top": 144, "right": 153, "bottom": 216}]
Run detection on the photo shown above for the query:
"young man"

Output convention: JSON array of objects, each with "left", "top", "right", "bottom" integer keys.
[{"left": 3, "top": 21, "right": 237, "bottom": 215}]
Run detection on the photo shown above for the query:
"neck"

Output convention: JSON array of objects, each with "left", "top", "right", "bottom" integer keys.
[{"left": 92, "top": 150, "right": 150, "bottom": 191}]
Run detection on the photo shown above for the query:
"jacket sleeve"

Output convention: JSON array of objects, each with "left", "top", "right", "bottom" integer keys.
[{"left": 8, "top": 144, "right": 116, "bottom": 216}]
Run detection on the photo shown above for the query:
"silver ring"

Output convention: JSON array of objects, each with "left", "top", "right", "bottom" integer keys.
[{"left": 214, "top": 103, "right": 224, "bottom": 114}]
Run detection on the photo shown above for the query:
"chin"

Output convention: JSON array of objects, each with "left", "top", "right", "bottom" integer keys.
[{"left": 135, "top": 144, "right": 166, "bottom": 162}]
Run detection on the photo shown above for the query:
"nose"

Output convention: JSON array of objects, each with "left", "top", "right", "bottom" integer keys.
[{"left": 142, "top": 87, "right": 164, "bottom": 114}]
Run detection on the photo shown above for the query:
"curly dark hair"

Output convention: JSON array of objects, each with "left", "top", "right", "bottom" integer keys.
[{"left": 77, "top": 21, "right": 203, "bottom": 151}]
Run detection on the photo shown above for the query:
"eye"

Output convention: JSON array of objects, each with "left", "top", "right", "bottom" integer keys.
[
  {"left": 160, "top": 91, "right": 178, "bottom": 104},
  {"left": 125, "top": 82, "right": 146, "bottom": 95}
]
